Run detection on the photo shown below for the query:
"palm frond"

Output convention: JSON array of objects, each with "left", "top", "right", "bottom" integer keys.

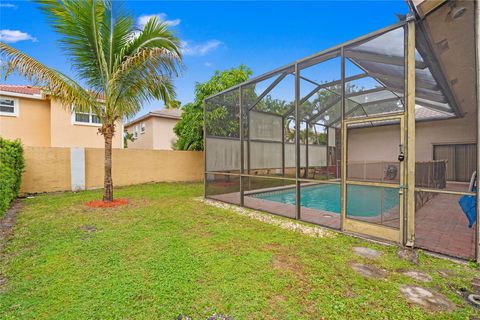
[
  {"left": 6, "top": 1, "right": 183, "bottom": 125},
  {"left": 106, "top": 16, "right": 182, "bottom": 115},
  {"left": 36, "top": 0, "right": 109, "bottom": 92},
  {"left": 123, "top": 17, "right": 182, "bottom": 63},
  {"left": 101, "top": 1, "right": 133, "bottom": 75},
  {"left": 0, "top": 42, "right": 96, "bottom": 112}
]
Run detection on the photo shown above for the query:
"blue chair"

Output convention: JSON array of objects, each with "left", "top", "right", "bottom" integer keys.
[{"left": 459, "top": 172, "right": 477, "bottom": 228}]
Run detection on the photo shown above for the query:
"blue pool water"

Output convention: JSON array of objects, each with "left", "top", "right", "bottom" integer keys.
[{"left": 253, "top": 184, "right": 399, "bottom": 217}]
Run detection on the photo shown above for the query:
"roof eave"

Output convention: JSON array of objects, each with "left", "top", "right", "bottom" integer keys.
[
  {"left": 124, "top": 112, "right": 181, "bottom": 127},
  {"left": 0, "top": 90, "right": 45, "bottom": 100}
]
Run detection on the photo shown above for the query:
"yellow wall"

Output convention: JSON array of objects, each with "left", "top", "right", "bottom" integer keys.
[
  {"left": 49, "top": 101, "right": 123, "bottom": 149},
  {"left": 85, "top": 148, "right": 203, "bottom": 189},
  {"left": 0, "top": 97, "right": 51, "bottom": 146},
  {"left": 20, "top": 147, "right": 204, "bottom": 194},
  {"left": 21, "top": 147, "right": 71, "bottom": 193}
]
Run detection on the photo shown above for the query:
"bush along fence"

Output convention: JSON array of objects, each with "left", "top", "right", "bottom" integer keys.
[{"left": 0, "top": 138, "right": 25, "bottom": 217}]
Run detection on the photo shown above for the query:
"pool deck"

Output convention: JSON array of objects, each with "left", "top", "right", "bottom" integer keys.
[
  {"left": 414, "top": 189, "right": 475, "bottom": 259},
  {"left": 209, "top": 183, "right": 475, "bottom": 259}
]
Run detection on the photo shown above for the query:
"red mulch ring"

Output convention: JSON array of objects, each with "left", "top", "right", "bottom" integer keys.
[{"left": 85, "top": 198, "right": 129, "bottom": 208}]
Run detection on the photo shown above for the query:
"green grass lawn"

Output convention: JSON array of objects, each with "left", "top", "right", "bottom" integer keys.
[{"left": 1, "top": 182, "right": 479, "bottom": 319}]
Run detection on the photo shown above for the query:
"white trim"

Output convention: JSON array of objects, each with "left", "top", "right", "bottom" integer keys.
[
  {"left": 71, "top": 106, "right": 102, "bottom": 127},
  {"left": 72, "top": 121, "right": 102, "bottom": 127},
  {"left": 124, "top": 111, "right": 182, "bottom": 127},
  {"left": 140, "top": 121, "right": 146, "bottom": 134},
  {"left": 0, "top": 90, "right": 43, "bottom": 100},
  {"left": 0, "top": 96, "right": 19, "bottom": 117},
  {"left": 134, "top": 125, "right": 139, "bottom": 139}
]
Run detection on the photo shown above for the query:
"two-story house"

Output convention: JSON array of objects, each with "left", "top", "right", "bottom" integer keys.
[
  {"left": 124, "top": 108, "right": 182, "bottom": 150},
  {"left": 0, "top": 85, "right": 123, "bottom": 148}
]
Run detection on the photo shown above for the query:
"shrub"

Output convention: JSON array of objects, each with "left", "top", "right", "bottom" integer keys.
[{"left": 0, "top": 138, "right": 24, "bottom": 217}]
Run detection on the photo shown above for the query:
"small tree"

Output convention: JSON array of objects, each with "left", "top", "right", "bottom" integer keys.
[
  {"left": 1, "top": 0, "right": 182, "bottom": 202},
  {"left": 123, "top": 131, "right": 135, "bottom": 148},
  {"left": 174, "top": 65, "right": 252, "bottom": 151}
]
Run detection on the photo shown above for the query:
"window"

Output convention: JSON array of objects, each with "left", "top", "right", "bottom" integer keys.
[
  {"left": 433, "top": 143, "right": 477, "bottom": 182},
  {"left": 141, "top": 122, "right": 146, "bottom": 134},
  {"left": 134, "top": 125, "right": 139, "bottom": 139},
  {"left": 0, "top": 96, "right": 19, "bottom": 117},
  {"left": 72, "top": 107, "right": 101, "bottom": 126}
]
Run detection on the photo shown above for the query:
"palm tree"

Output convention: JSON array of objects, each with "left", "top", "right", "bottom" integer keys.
[
  {"left": 0, "top": 0, "right": 182, "bottom": 202},
  {"left": 166, "top": 99, "right": 181, "bottom": 109}
]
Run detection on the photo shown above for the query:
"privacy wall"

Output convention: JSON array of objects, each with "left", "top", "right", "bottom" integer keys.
[{"left": 20, "top": 147, "right": 204, "bottom": 194}]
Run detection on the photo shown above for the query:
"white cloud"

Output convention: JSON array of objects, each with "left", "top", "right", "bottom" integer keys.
[
  {"left": 138, "top": 13, "right": 181, "bottom": 28},
  {"left": 182, "top": 40, "right": 222, "bottom": 56},
  {"left": 0, "top": 30, "right": 37, "bottom": 43},
  {"left": 0, "top": 3, "right": 17, "bottom": 9},
  {"left": 203, "top": 62, "right": 213, "bottom": 67}
]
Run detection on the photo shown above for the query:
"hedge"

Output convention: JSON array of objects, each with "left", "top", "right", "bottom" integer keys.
[{"left": 0, "top": 138, "right": 24, "bottom": 217}]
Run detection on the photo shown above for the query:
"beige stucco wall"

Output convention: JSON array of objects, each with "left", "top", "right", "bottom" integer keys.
[
  {"left": 348, "top": 116, "right": 476, "bottom": 163},
  {"left": 125, "top": 117, "right": 154, "bottom": 149},
  {"left": 20, "top": 147, "right": 204, "bottom": 193},
  {"left": 152, "top": 117, "right": 178, "bottom": 150},
  {"left": 49, "top": 101, "right": 123, "bottom": 149},
  {"left": 85, "top": 148, "right": 203, "bottom": 189},
  {"left": 21, "top": 147, "right": 71, "bottom": 193},
  {"left": 0, "top": 97, "right": 51, "bottom": 146},
  {"left": 125, "top": 116, "right": 179, "bottom": 150}
]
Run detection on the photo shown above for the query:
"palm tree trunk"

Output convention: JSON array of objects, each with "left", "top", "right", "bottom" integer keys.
[{"left": 103, "top": 125, "right": 114, "bottom": 202}]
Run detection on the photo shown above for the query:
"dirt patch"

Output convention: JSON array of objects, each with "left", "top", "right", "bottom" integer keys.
[
  {"left": 176, "top": 314, "right": 233, "bottom": 320},
  {"left": 0, "top": 200, "right": 22, "bottom": 251},
  {"left": 400, "top": 285, "right": 455, "bottom": 312},
  {"left": 264, "top": 243, "right": 284, "bottom": 251},
  {"left": 0, "top": 274, "right": 7, "bottom": 292},
  {"left": 266, "top": 243, "right": 304, "bottom": 275},
  {"left": 353, "top": 246, "right": 382, "bottom": 260},
  {"left": 272, "top": 254, "right": 303, "bottom": 274},
  {"left": 198, "top": 230, "right": 213, "bottom": 238},
  {"left": 350, "top": 263, "right": 388, "bottom": 279},
  {"left": 80, "top": 225, "right": 97, "bottom": 232},
  {"left": 265, "top": 243, "right": 317, "bottom": 315},
  {"left": 0, "top": 200, "right": 22, "bottom": 292},
  {"left": 85, "top": 198, "right": 128, "bottom": 208},
  {"left": 397, "top": 248, "right": 419, "bottom": 265},
  {"left": 342, "top": 289, "right": 358, "bottom": 299}
]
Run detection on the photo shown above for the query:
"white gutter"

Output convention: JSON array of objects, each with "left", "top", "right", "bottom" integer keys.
[{"left": 0, "top": 90, "right": 45, "bottom": 100}]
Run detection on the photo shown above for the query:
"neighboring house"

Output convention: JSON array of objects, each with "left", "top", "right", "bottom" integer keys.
[
  {"left": 125, "top": 108, "right": 182, "bottom": 150},
  {"left": 0, "top": 85, "right": 123, "bottom": 148}
]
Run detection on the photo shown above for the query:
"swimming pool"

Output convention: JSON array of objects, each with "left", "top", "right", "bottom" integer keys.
[{"left": 252, "top": 184, "right": 399, "bottom": 217}]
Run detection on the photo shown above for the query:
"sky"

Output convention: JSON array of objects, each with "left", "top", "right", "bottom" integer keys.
[{"left": 0, "top": 0, "right": 409, "bottom": 117}]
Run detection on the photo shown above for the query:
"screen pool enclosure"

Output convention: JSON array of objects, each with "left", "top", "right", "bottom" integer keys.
[{"left": 204, "top": 11, "right": 479, "bottom": 260}]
